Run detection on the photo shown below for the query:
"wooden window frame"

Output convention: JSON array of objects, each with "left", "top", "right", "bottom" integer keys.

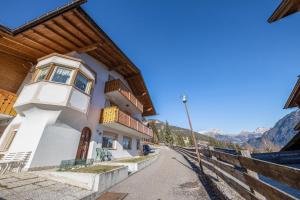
[{"left": 32, "top": 62, "right": 95, "bottom": 96}]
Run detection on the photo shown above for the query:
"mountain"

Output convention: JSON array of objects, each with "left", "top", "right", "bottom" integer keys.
[
  {"left": 200, "top": 128, "right": 268, "bottom": 146},
  {"left": 246, "top": 110, "right": 300, "bottom": 151},
  {"left": 150, "top": 120, "right": 211, "bottom": 142}
]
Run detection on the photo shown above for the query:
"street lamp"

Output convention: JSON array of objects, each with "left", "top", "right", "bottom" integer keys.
[{"left": 181, "top": 95, "right": 203, "bottom": 172}]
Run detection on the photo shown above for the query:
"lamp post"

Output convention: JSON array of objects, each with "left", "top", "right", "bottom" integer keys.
[{"left": 181, "top": 95, "right": 203, "bottom": 172}]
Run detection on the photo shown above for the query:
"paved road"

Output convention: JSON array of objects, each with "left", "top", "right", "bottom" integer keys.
[{"left": 109, "top": 147, "right": 215, "bottom": 200}]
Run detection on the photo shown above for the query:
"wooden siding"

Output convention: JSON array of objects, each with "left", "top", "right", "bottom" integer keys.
[
  {"left": 0, "top": 89, "right": 17, "bottom": 117},
  {"left": 100, "top": 107, "right": 153, "bottom": 138},
  {"left": 174, "top": 146, "right": 300, "bottom": 200},
  {"left": 104, "top": 79, "right": 143, "bottom": 113}
]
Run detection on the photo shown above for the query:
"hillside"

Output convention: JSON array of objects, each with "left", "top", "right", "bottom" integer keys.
[
  {"left": 151, "top": 120, "right": 211, "bottom": 142},
  {"left": 201, "top": 128, "right": 268, "bottom": 146},
  {"left": 246, "top": 110, "right": 300, "bottom": 151}
]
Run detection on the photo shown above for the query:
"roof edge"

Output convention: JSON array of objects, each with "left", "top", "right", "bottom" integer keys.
[
  {"left": 284, "top": 77, "right": 300, "bottom": 109},
  {"left": 12, "top": 0, "right": 87, "bottom": 35},
  {"left": 268, "top": 0, "right": 297, "bottom": 23}
]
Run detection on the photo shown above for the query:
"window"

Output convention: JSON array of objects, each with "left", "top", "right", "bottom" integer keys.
[
  {"left": 102, "top": 136, "right": 114, "bottom": 149},
  {"left": 51, "top": 67, "right": 72, "bottom": 84},
  {"left": 74, "top": 73, "right": 89, "bottom": 93},
  {"left": 136, "top": 139, "right": 140, "bottom": 150},
  {"left": 36, "top": 67, "right": 50, "bottom": 81},
  {"left": 123, "top": 136, "right": 132, "bottom": 150},
  {"left": 0, "top": 127, "right": 18, "bottom": 152}
]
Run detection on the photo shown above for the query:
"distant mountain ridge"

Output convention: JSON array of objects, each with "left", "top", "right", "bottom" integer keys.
[
  {"left": 201, "top": 128, "right": 269, "bottom": 146},
  {"left": 151, "top": 110, "right": 300, "bottom": 152},
  {"left": 246, "top": 110, "right": 300, "bottom": 150},
  {"left": 150, "top": 120, "right": 211, "bottom": 142}
]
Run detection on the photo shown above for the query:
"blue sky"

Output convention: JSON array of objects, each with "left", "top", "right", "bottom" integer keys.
[{"left": 1, "top": 0, "right": 300, "bottom": 134}]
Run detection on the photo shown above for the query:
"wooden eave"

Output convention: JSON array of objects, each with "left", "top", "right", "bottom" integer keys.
[
  {"left": 284, "top": 77, "right": 300, "bottom": 109},
  {"left": 281, "top": 132, "right": 300, "bottom": 151},
  {"left": 268, "top": 0, "right": 300, "bottom": 23},
  {"left": 0, "top": 0, "right": 156, "bottom": 116}
]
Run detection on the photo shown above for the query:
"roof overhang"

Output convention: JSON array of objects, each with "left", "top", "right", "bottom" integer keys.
[
  {"left": 281, "top": 132, "right": 300, "bottom": 151},
  {"left": 268, "top": 0, "right": 300, "bottom": 23},
  {"left": 0, "top": 0, "right": 156, "bottom": 116},
  {"left": 284, "top": 76, "right": 300, "bottom": 109}
]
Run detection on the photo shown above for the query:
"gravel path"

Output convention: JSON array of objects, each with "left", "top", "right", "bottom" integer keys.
[{"left": 109, "top": 147, "right": 215, "bottom": 200}]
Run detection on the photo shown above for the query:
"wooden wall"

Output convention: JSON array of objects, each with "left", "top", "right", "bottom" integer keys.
[{"left": 0, "top": 52, "right": 31, "bottom": 94}]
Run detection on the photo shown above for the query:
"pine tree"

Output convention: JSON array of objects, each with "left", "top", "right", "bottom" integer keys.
[
  {"left": 176, "top": 134, "right": 185, "bottom": 147},
  {"left": 164, "top": 121, "right": 174, "bottom": 145},
  {"left": 188, "top": 136, "right": 193, "bottom": 147},
  {"left": 149, "top": 122, "right": 159, "bottom": 144}
]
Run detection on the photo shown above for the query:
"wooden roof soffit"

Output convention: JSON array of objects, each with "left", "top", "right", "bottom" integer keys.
[
  {"left": 268, "top": 0, "right": 300, "bottom": 23},
  {"left": 284, "top": 77, "right": 300, "bottom": 109},
  {"left": 0, "top": 0, "right": 156, "bottom": 116}
]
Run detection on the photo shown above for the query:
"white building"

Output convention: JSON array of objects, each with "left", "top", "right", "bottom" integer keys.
[{"left": 0, "top": 0, "right": 155, "bottom": 170}]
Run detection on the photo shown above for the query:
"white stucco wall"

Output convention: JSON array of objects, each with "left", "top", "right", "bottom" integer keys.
[
  {"left": 30, "top": 124, "right": 81, "bottom": 168},
  {"left": 2, "top": 52, "right": 146, "bottom": 169}
]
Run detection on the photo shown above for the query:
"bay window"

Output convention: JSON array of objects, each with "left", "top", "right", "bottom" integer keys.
[
  {"left": 36, "top": 67, "right": 50, "bottom": 81},
  {"left": 51, "top": 67, "right": 72, "bottom": 84},
  {"left": 33, "top": 63, "right": 93, "bottom": 95},
  {"left": 74, "top": 73, "right": 89, "bottom": 93}
]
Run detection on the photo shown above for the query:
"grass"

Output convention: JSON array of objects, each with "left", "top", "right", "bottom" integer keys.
[
  {"left": 64, "top": 165, "right": 119, "bottom": 173},
  {"left": 117, "top": 155, "right": 154, "bottom": 163}
]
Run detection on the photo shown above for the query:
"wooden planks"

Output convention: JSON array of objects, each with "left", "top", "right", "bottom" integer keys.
[
  {"left": 174, "top": 146, "right": 300, "bottom": 200},
  {"left": 239, "top": 156, "right": 300, "bottom": 191},
  {"left": 0, "top": 89, "right": 17, "bottom": 116},
  {"left": 97, "top": 192, "right": 128, "bottom": 200}
]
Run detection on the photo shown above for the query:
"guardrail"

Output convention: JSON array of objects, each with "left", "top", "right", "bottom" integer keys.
[
  {"left": 104, "top": 79, "right": 143, "bottom": 113},
  {"left": 100, "top": 107, "right": 153, "bottom": 138},
  {"left": 173, "top": 146, "right": 300, "bottom": 200}
]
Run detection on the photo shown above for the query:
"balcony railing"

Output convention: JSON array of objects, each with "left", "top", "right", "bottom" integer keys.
[
  {"left": 100, "top": 107, "right": 153, "bottom": 138},
  {"left": 104, "top": 79, "right": 143, "bottom": 113},
  {"left": 0, "top": 89, "right": 17, "bottom": 117}
]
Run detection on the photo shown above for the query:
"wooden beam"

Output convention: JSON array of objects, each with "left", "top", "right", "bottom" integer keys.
[
  {"left": 32, "top": 28, "right": 71, "bottom": 51},
  {"left": 42, "top": 23, "right": 80, "bottom": 48},
  {"left": 74, "top": 9, "right": 140, "bottom": 73},
  {"left": 52, "top": 18, "right": 87, "bottom": 47},
  {"left": 137, "top": 92, "right": 147, "bottom": 98},
  {"left": 71, "top": 10, "right": 130, "bottom": 65},
  {"left": 125, "top": 73, "right": 140, "bottom": 80},
  {"left": 74, "top": 43, "right": 100, "bottom": 53},
  {"left": 108, "top": 64, "right": 124, "bottom": 71},
  {"left": 0, "top": 42, "right": 35, "bottom": 62},
  {"left": 21, "top": 33, "right": 60, "bottom": 53},
  {"left": 0, "top": 35, "right": 48, "bottom": 55},
  {"left": 60, "top": 14, "right": 94, "bottom": 43},
  {"left": 88, "top": 51, "right": 113, "bottom": 68}
]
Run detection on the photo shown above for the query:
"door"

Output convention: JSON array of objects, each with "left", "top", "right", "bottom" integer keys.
[{"left": 76, "top": 127, "right": 91, "bottom": 160}]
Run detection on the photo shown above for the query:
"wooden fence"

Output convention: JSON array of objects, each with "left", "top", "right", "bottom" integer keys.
[{"left": 173, "top": 146, "right": 300, "bottom": 200}]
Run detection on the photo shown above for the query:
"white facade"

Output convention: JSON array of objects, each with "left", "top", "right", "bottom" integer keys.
[{"left": 0, "top": 52, "right": 151, "bottom": 170}]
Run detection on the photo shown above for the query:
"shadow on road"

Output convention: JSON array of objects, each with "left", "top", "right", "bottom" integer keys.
[{"left": 176, "top": 153, "right": 223, "bottom": 200}]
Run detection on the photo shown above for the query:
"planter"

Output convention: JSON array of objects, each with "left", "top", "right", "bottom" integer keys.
[
  {"left": 38, "top": 165, "right": 128, "bottom": 194},
  {"left": 114, "top": 155, "right": 158, "bottom": 174}
]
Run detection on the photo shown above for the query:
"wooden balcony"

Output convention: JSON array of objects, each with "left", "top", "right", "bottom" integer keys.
[
  {"left": 104, "top": 79, "right": 143, "bottom": 114},
  {"left": 100, "top": 107, "right": 153, "bottom": 138},
  {"left": 0, "top": 89, "right": 17, "bottom": 118}
]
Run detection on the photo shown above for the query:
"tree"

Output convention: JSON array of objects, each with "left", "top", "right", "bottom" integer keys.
[
  {"left": 164, "top": 121, "right": 174, "bottom": 145},
  {"left": 175, "top": 134, "right": 185, "bottom": 146},
  {"left": 149, "top": 122, "right": 159, "bottom": 144},
  {"left": 188, "top": 136, "right": 193, "bottom": 147}
]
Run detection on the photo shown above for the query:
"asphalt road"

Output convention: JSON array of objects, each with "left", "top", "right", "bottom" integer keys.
[{"left": 109, "top": 147, "right": 214, "bottom": 200}]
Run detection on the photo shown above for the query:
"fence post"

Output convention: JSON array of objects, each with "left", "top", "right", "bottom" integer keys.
[
  {"left": 208, "top": 146, "right": 219, "bottom": 181},
  {"left": 240, "top": 149, "right": 261, "bottom": 198}
]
